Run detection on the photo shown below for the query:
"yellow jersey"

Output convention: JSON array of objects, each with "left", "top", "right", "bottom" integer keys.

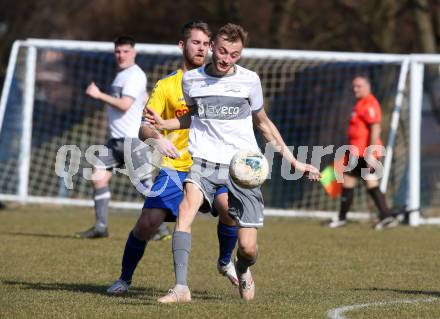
[{"left": 142, "top": 69, "right": 192, "bottom": 172}]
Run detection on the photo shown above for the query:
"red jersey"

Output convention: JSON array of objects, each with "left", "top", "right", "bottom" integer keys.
[{"left": 347, "top": 93, "right": 382, "bottom": 157}]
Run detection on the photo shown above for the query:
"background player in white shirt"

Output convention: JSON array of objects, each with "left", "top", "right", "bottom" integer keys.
[
  {"left": 147, "top": 24, "right": 321, "bottom": 302},
  {"left": 76, "top": 36, "right": 154, "bottom": 238}
]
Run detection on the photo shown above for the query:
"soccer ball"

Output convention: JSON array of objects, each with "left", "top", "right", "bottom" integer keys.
[{"left": 229, "top": 150, "right": 269, "bottom": 188}]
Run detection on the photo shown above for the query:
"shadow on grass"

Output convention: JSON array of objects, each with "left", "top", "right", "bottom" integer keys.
[
  {"left": 353, "top": 287, "right": 440, "bottom": 298},
  {"left": 2, "top": 280, "right": 222, "bottom": 303},
  {"left": 2, "top": 231, "right": 130, "bottom": 241},
  {"left": 3, "top": 232, "right": 75, "bottom": 239}
]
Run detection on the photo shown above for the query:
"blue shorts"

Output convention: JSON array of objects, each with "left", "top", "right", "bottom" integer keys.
[{"left": 143, "top": 169, "right": 228, "bottom": 222}]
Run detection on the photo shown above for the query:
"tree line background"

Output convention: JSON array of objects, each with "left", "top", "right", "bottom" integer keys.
[{"left": 0, "top": 0, "right": 439, "bottom": 79}]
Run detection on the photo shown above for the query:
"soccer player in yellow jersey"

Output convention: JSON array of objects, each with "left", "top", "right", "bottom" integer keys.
[{"left": 107, "top": 21, "right": 239, "bottom": 294}]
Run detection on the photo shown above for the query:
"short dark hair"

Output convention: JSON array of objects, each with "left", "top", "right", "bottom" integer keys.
[
  {"left": 114, "top": 36, "right": 136, "bottom": 47},
  {"left": 214, "top": 23, "right": 248, "bottom": 46},
  {"left": 181, "top": 20, "right": 212, "bottom": 42},
  {"left": 353, "top": 74, "right": 371, "bottom": 84}
]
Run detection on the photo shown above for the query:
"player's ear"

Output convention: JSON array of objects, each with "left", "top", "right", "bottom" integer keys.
[
  {"left": 209, "top": 40, "right": 214, "bottom": 51},
  {"left": 178, "top": 40, "right": 184, "bottom": 51}
]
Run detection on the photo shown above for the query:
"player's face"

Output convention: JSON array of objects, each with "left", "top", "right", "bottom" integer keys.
[
  {"left": 114, "top": 44, "right": 136, "bottom": 69},
  {"left": 352, "top": 77, "right": 371, "bottom": 99},
  {"left": 211, "top": 36, "right": 243, "bottom": 76},
  {"left": 182, "top": 29, "right": 210, "bottom": 69}
]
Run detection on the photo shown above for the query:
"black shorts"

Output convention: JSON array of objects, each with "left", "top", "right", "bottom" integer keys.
[{"left": 345, "top": 156, "right": 377, "bottom": 178}]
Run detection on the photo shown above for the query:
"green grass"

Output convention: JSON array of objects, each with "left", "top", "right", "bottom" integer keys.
[{"left": 1, "top": 205, "right": 439, "bottom": 318}]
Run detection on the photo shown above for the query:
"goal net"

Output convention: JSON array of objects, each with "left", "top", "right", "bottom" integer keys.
[
  {"left": 1, "top": 39, "right": 437, "bottom": 224},
  {"left": 415, "top": 57, "right": 440, "bottom": 222}
]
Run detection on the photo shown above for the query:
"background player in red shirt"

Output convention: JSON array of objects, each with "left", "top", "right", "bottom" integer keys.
[{"left": 329, "top": 75, "right": 398, "bottom": 230}]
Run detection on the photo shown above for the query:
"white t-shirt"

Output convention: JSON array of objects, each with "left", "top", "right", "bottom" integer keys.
[
  {"left": 108, "top": 64, "right": 147, "bottom": 138},
  {"left": 182, "top": 64, "right": 263, "bottom": 164}
]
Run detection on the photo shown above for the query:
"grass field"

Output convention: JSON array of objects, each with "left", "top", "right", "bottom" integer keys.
[{"left": 1, "top": 204, "right": 440, "bottom": 318}]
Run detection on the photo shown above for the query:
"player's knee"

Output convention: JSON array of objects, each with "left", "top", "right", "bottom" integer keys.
[
  {"left": 91, "top": 177, "right": 104, "bottom": 188},
  {"left": 237, "top": 247, "right": 257, "bottom": 266},
  {"left": 238, "top": 232, "right": 257, "bottom": 255},
  {"left": 179, "top": 197, "right": 193, "bottom": 213},
  {"left": 133, "top": 223, "right": 156, "bottom": 240},
  {"left": 92, "top": 174, "right": 111, "bottom": 189},
  {"left": 238, "top": 242, "right": 258, "bottom": 260},
  {"left": 133, "top": 211, "right": 161, "bottom": 240},
  {"left": 365, "top": 178, "right": 379, "bottom": 189},
  {"left": 215, "top": 200, "right": 228, "bottom": 215}
]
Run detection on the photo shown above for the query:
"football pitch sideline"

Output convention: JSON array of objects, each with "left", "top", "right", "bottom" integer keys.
[{"left": 1, "top": 205, "right": 439, "bottom": 318}]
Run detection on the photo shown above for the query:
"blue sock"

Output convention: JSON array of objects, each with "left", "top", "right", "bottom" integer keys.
[
  {"left": 217, "top": 222, "right": 238, "bottom": 266},
  {"left": 120, "top": 231, "right": 147, "bottom": 284}
]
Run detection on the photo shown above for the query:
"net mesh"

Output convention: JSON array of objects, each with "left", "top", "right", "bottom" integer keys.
[
  {"left": 420, "top": 64, "right": 440, "bottom": 217},
  {"left": 0, "top": 43, "right": 415, "bottom": 215},
  {"left": 243, "top": 58, "right": 408, "bottom": 212}
]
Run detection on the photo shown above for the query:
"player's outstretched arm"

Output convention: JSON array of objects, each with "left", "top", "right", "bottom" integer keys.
[
  {"left": 139, "top": 124, "right": 180, "bottom": 159},
  {"left": 252, "top": 109, "right": 321, "bottom": 181},
  {"left": 86, "top": 82, "right": 134, "bottom": 112},
  {"left": 144, "top": 107, "right": 191, "bottom": 130}
]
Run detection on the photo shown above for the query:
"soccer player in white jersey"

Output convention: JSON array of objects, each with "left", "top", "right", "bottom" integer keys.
[
  {"left": 106, "top": 21, "right": 240, "bottom": 295},
  {"left": 76, "top": 36, "right": 157, "bottom": 238},
  {"left": 146, "top": 23, "right": 321, "bottom": 302}
]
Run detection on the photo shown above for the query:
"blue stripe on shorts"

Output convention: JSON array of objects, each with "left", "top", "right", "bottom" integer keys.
[
  {"left": 143, "top": 169, "right": 187, "bottom": 222},
  {"left": 215, "top": 186, "right": 228, "bottom": 195}
]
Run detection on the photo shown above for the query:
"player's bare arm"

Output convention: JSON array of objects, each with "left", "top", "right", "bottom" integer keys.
[
  {"left": 86, "top": 82, "right": 134, "bottom": 112},
  {"left": 138, "top": 123, "right": 180, "bottom": 159},
  {"left": 369, "top": 123, "right": 381, "bottom": 148},
  {"left": 144, "top": 106, "right": 192, "bottom": 130},
  {"left": 252, "top": 108, "right": 321, "bottom": 181}
]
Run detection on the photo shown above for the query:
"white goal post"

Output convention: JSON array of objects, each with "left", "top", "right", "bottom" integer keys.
[{"left": 1, "top": 38, "right": 439, "bottom": 226}]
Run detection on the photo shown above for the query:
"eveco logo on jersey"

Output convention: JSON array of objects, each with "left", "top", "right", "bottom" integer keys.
[
  {"left": 207, "top": 105, "right": 240, "bottom": 115},
  {"left": 196, "top": 99, "right": 240, "bottom": 116}
]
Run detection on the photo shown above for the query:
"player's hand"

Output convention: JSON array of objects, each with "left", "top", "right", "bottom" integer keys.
[
  {"left": 365, "top": 153, "right": 375, "bottom": 170},
  {"left": 86, "top": 82, "right": 102, "bottom": 99},
  {"left": 144, "top": 107, "right": 165, "bottom": 129},
  {"left": 364, "top": 146, "right": 381, "bottom": 173},
  {"left": 305, "top": 164, "right": 321, "bottom": 181},
  {"left": 294, "top": 162, "right": 321, "bottom": 181},
  {"left": 155, "top": 137, "right": 180, "bottom": 159}
]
